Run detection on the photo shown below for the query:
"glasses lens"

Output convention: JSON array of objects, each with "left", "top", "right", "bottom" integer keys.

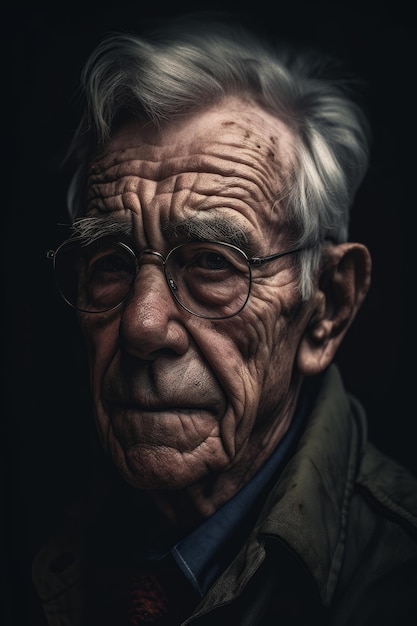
[
  {"left": 166, "top": 242, "right": 251, "bottom": 319},
  {"left": 54, "top": 239, "right": 137, "bottom": 312}
]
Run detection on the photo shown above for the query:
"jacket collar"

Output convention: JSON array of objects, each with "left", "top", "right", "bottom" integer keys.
[{"left": 258, "top": 364, "right": 365, "bottom": 605}]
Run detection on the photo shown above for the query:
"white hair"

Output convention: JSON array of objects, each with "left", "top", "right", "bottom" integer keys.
[{"left": 66, "top": 14, "right": 371, "bottom": 298}]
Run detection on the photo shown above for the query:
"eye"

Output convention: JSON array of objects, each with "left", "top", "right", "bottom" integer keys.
[
  {"left": 92, "top": 252, "right": 133, "bottom": 274},
  {"left": 195, "top": 250, "right": 232, "bottom": 271},
  {"left": 81, "top": 243, "right": 137, "bottom": 286},
  {"left": 169, "top": 242, "right": 248, "bottom": 279}
]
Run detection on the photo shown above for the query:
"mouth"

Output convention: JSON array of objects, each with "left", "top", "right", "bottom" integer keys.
[
  {"left": 109, "top": 397, "right": 217, "bottom": 412},
  {"left": 102, "top": 390, "right": 223, "bottom": 431},
  {"left": 99, "top": 398, "right": 223, "bottom": 455}
]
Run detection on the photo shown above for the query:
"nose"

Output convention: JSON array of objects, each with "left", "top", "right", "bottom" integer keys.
[{"left": 119, "top": 256, "right": 190, "bottom": 360}]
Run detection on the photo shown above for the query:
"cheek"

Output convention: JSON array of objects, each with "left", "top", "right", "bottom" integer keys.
[
  {"left": 239, "top": 285, "right": 306, "bottom": 413},
  {"left": 240, "top": 289, "right": 285, "bottom": 366},
  {"left": 190, "top": 306, "right": 281, "bottom": 450},
  {"left": 213, "top": 281, "right": 293, "bottom": 388}
]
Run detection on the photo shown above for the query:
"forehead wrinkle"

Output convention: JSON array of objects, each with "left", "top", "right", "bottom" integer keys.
[
  {"left": 89, "top": 148, "right": 250, "bottom": 182},
  {"left": 163, "top": 163, "right": 279, "bottom": 225},
  {"left": 88, "top": 146, "right": 283, "bottom": 204},
  {"left": 195, "top": 148, "right": 282, "bottom": 205}
]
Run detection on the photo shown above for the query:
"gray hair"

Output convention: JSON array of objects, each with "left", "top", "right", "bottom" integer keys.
[{"left": 66, "top": 15, "right": 371, "bottom": 299}]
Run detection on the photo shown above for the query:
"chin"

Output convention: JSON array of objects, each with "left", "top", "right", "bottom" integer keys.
[{"left": 113, "top": 447, "right": 211, "bottom": 492}]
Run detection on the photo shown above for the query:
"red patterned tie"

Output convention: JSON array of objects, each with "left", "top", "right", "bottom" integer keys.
[{"left": 83, "top": 557, "right": 199, "bottom": 625}]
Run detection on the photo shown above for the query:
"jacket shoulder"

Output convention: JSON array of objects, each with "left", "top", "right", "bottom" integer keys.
[{"left": 356, "top": 443, "right": 417, "bottom": 535}]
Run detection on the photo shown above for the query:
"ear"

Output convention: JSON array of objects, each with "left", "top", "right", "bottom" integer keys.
[{"left": 297, "top": 242, "right": 372, "bottom": 376}]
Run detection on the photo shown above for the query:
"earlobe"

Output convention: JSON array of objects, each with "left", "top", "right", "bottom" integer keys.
[{"left": 297, "top": 242, "right": 372, "bottom": 376}]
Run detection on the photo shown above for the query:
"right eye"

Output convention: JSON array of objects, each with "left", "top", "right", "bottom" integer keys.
[
  {"left": 77, "top": 244, "right": 137, "bottom": 312},
  {"left": 89, "top": 251, "right": 134, "bottom": 275}
]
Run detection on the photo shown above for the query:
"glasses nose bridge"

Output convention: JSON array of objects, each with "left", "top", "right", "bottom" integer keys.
[
  {"left": 134, "top": 248, "right": 172, "bottom": 294},
  {"left": 133, "top": 248, "right": 179, "bottom": 310},
  {"left": 137, "top": 248, "right": 167, "bottom": 268}
]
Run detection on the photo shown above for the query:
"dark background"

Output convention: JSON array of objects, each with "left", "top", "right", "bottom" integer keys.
[{"left": 6, "top": 1, "right": 417, "bottom": 624}]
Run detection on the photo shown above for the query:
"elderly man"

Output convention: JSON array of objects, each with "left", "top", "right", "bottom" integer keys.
[{"left": 33, "top": 14, "right": 417, "bottom": 626}]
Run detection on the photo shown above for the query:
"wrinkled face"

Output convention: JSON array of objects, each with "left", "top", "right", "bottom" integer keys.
[{"left": 79, "top": 97, "right": 315, "bottom": 493}]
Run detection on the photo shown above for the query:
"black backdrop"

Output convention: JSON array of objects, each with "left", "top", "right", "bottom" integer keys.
[{"left": 6, "top": 2, "right": 417, "bottom": 624}]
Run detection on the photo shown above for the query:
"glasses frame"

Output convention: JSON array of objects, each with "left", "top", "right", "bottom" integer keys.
[{"left": 47, "top": 239, "right": 306, "bottom": 320}]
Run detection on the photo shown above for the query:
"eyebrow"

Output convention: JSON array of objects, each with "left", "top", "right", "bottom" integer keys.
[
  {"left": 70, "top": 216, "right": 133, "bottom": 244},
  {"left": 70, "top": 214, "right": 252, "bottom": 252},
  {"left": 162, "top": 216, "right": 250, "bottom": 250}
]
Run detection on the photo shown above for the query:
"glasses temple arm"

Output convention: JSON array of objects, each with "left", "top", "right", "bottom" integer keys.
[{"left": 249, "top": 246, "right": 306, "bottom": 267}]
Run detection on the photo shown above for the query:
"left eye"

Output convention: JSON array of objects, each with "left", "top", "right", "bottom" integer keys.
[{"left": 195, "top": 251, "right": 232, "bottom": 270}]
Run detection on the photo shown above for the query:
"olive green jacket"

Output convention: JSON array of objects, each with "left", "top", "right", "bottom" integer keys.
[{"left": 32, "top": 365, "right": 417, "bottom": 625}]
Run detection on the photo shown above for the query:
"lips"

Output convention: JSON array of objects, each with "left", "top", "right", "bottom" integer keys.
[
  {"left": 99, "top": 397, "right": 223, "bottom": 457},
  {"left": 108, "top": 399, "right": 216, "bottom": 415},
  {"left": 134, "top": 403, "right": 208, "bottom": 412}
]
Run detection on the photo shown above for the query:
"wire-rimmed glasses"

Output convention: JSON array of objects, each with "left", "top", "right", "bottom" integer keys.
[{"left": 47, "top": 238, "right": 305, "bottom": 320}]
